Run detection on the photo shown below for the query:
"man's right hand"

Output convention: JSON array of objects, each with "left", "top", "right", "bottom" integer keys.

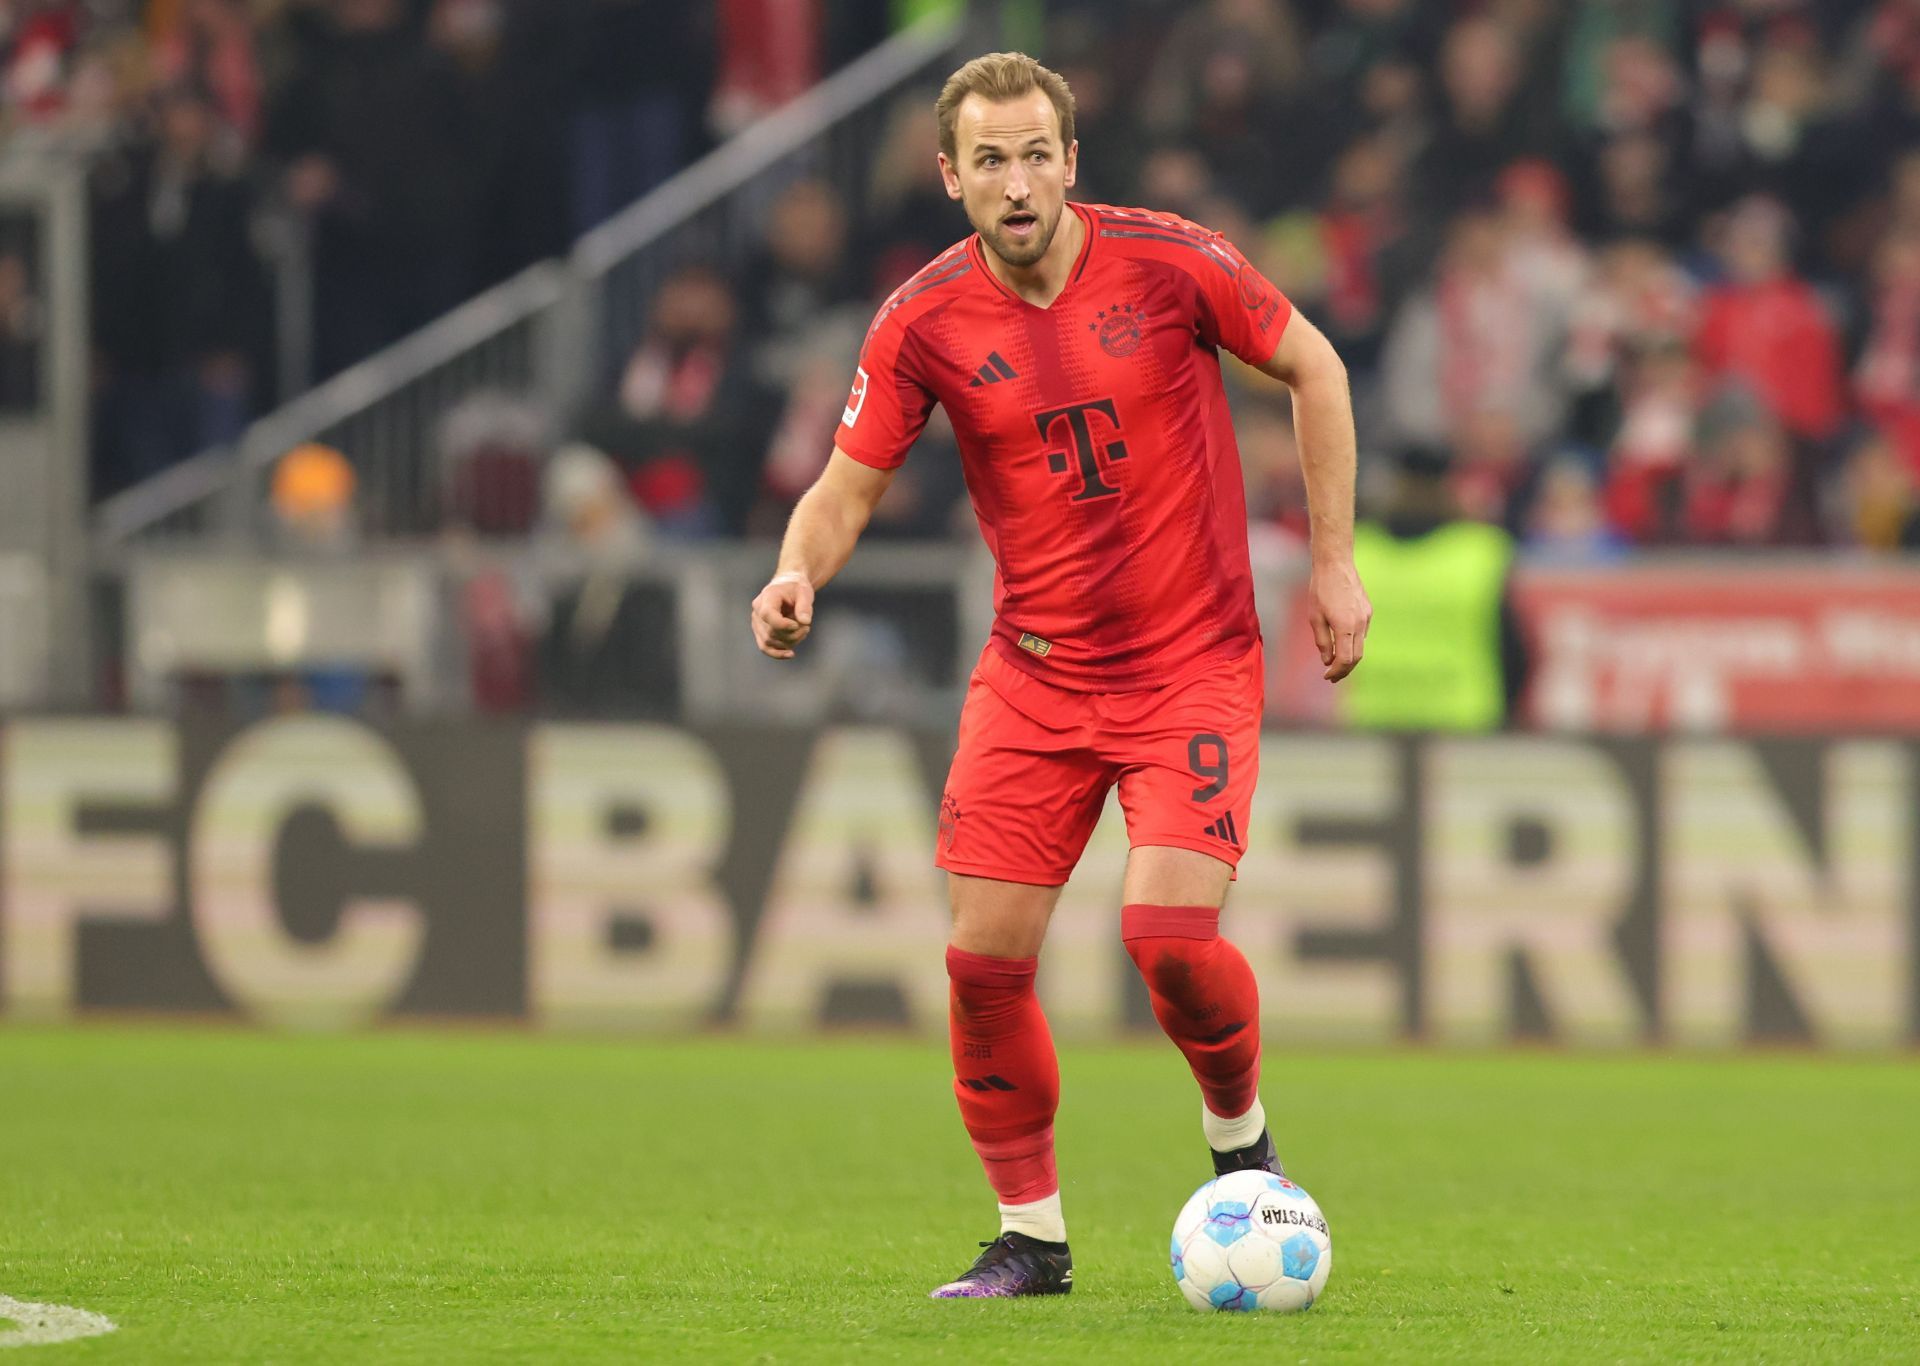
[{"left": 751, "top": 572, "right": 815, "bottom": 659}]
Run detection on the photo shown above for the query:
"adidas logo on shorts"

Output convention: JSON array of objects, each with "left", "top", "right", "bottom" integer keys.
[{"left": 1201, "top": 812, "right": 1240, "bottom": 847}]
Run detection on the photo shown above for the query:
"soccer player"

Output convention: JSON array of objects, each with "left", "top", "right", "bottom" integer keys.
[{"left": 750, "top": 52, "right": 1371, "bottom": 1298}]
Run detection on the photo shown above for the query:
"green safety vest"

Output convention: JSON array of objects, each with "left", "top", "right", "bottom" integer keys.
[{"left": 1343, "top": 520, "right": 1514, "bottom": 733}]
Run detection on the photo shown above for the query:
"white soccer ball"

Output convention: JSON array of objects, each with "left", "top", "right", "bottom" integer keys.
[{"left": 1169, "top": 1170, "right": 1333, "bottom": 1312}]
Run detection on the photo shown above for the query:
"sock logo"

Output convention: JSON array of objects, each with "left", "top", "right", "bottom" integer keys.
[
  {"left": 963, "top": 1042, "right": 993, "bottom": 1059},
  {"left": 1198, "top": 1020, "right": 1248, "bottom": 1045},
  {"left": 958, "top": 1074, "right": 1019, "bottom": 1092}
]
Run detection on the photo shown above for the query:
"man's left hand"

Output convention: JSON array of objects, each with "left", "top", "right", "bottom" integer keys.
[{"left": 1308, "top": 559, "right": 1372, "bottom": 683}]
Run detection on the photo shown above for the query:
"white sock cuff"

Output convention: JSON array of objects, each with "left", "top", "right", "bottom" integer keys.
[
  {"left": 997, "top": 1191, "right": 1067, "bottom": 1244},
  {"left": 1203, "top": 1097, "right": 1267, "bottom": 1154}
]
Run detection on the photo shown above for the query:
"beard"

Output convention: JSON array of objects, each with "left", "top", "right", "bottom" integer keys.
[{"left": 977, "top": 203, "right": 1059, "bottom": 269}]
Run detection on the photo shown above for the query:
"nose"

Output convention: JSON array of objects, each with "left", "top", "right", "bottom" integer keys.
[{"left": 1005, "top": 162, "right": 1031, "bottom": 201}]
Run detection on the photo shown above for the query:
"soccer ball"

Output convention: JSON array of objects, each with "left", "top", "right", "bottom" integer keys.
[{"left": 1168, "top": 1170, "right": 1332, "bottom": 1312}]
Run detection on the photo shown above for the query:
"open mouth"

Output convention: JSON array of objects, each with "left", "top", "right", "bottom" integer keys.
[{"left": 1002, "top": 211, "right": 1039, "bottom": 238}]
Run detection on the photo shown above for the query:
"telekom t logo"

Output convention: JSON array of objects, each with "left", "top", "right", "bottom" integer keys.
[{"left": 1033, "top": 398, "right": 1128, "bottom": 502}]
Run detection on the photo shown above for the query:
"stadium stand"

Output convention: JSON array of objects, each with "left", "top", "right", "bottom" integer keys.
[{"left": 27, "top": 0, "right": 1920, "bottom": 717}]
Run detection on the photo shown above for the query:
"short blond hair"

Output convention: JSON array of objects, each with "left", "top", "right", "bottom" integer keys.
[{"left": 936, "top": 51, "right": 1076, "bottom": 163}]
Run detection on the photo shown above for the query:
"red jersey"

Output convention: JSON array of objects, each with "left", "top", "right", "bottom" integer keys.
[{"left": 834, "top": 201, "right": 1292, "bottom": 691}]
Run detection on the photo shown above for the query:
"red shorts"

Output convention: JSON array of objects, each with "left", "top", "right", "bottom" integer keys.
[{"left": 935, "top": 641, "right": 1263, "bottom": 886}]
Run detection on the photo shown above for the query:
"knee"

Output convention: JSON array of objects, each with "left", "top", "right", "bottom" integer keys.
[
  {"left": 1121, "top": 904, "right": 1220, "bottom": 977},
  {"left": 947, "top": 944, "right": 1038, "bottom": 1023},
  {"left": 950, "top": 919, "right": 1047, "bottom": 959},
  {"left": 948, "top": 874, "right": 1058, "bottom": 958}
]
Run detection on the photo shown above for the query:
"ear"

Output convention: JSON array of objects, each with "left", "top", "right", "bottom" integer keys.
[
  {"left": 1063, "top": 138, "right": 1079, "bottom": 190},
  {"left": 937, "top": 152, "right": 962, "bottom": 202}
]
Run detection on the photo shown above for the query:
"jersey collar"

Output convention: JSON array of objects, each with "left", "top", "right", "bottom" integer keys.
[{"left": 971, "top": 201, "right": 1096, "bottom": 310}]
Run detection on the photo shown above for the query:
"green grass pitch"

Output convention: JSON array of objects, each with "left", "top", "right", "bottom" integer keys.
[{"left": 3, "top": 1028, "right": 1918, "bottom": 1363}]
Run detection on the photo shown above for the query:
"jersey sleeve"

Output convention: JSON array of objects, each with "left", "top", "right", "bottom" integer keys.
[
  {"left": 1190, "top": 228, "right": 1293, "bottom": 370},
  {"left": 832, "top": 313, "right": 935, "bottom": 471}
]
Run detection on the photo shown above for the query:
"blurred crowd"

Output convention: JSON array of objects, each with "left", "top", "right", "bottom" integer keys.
[
  {"left": 495, "top": 0, "right": 1920, "bottom": 564},
  {"left": 0, "top": 0, "right": 901, "bottom": 493},
  {"left": 21, "top": 0, "right": 1920, "bottom": 608},
  {"left": 1100, "top": 0, "right": 1920, "bottom": 558}
]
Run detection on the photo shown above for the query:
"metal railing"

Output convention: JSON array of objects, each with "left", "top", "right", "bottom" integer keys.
[
  {"left": 0, "top": 552, "right": 49, "bottom": 708},
  {"left": 95, "top": 11, "right": 968, "bottom": 549},
  {"left": 0, "top": 143, "right": 91, "bottom": 703},
  {"left": 116, "top": 538, "right": 999, "bottom": 727},
  {"left": 96, "top": 262, "right": 567, "bottom": 544}
]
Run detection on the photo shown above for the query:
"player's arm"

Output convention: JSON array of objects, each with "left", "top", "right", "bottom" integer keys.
[
  {"left": 755, "top": 298, "right": 932, "bottom": 659},
  {"left": 1257, "top": 312, "right": 1372, "bottom": 683},
  {"left": 750, "top": 449, "right": 897, "bottom": 659}
]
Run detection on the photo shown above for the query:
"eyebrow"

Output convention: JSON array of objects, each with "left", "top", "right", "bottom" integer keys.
[{"left": 972, "top": 134, "right": 1053, "bottom": 156}]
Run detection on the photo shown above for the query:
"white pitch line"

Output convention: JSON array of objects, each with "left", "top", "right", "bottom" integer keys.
[{"left": 0, "top": 1297, "right": 117, "bottom": 1350}]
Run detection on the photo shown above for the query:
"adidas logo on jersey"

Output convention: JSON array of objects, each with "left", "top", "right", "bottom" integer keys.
[
  {"left": 968, "top": 352, "right": 1019, "bottom": 387},
  {"left": 1201, "top": 812, "right": 1240, "bottom": 847}
]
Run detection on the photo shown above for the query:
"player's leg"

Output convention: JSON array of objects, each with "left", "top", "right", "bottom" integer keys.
[
  {"left": 934, "top": 873, "right": 1072, "bottom": 1296},
  {"left": 1118, "top": 847, "right": 1277, "bottom": 1172},
  {"left": 929, "top": 652, "right": 1108, "bottom": 1298},
  {"left": 1112, "top": 643, "right": 1281, "bottom": 1175},
  {"left": 947, "top": 872, "right": 1064, "bottom": 1235}
]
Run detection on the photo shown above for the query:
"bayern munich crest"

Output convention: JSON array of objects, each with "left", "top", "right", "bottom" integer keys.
[{"left": 1090, "top": 302, "right": 1143, "bottom": 358}]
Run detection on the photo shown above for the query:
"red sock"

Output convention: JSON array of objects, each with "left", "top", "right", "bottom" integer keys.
[
  {"left": 946, "top": 945, "right": 1060, "bottom": 1205},
  {"left": 1122, "top": 905, "right": 1261, "bottom": 1119}
]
